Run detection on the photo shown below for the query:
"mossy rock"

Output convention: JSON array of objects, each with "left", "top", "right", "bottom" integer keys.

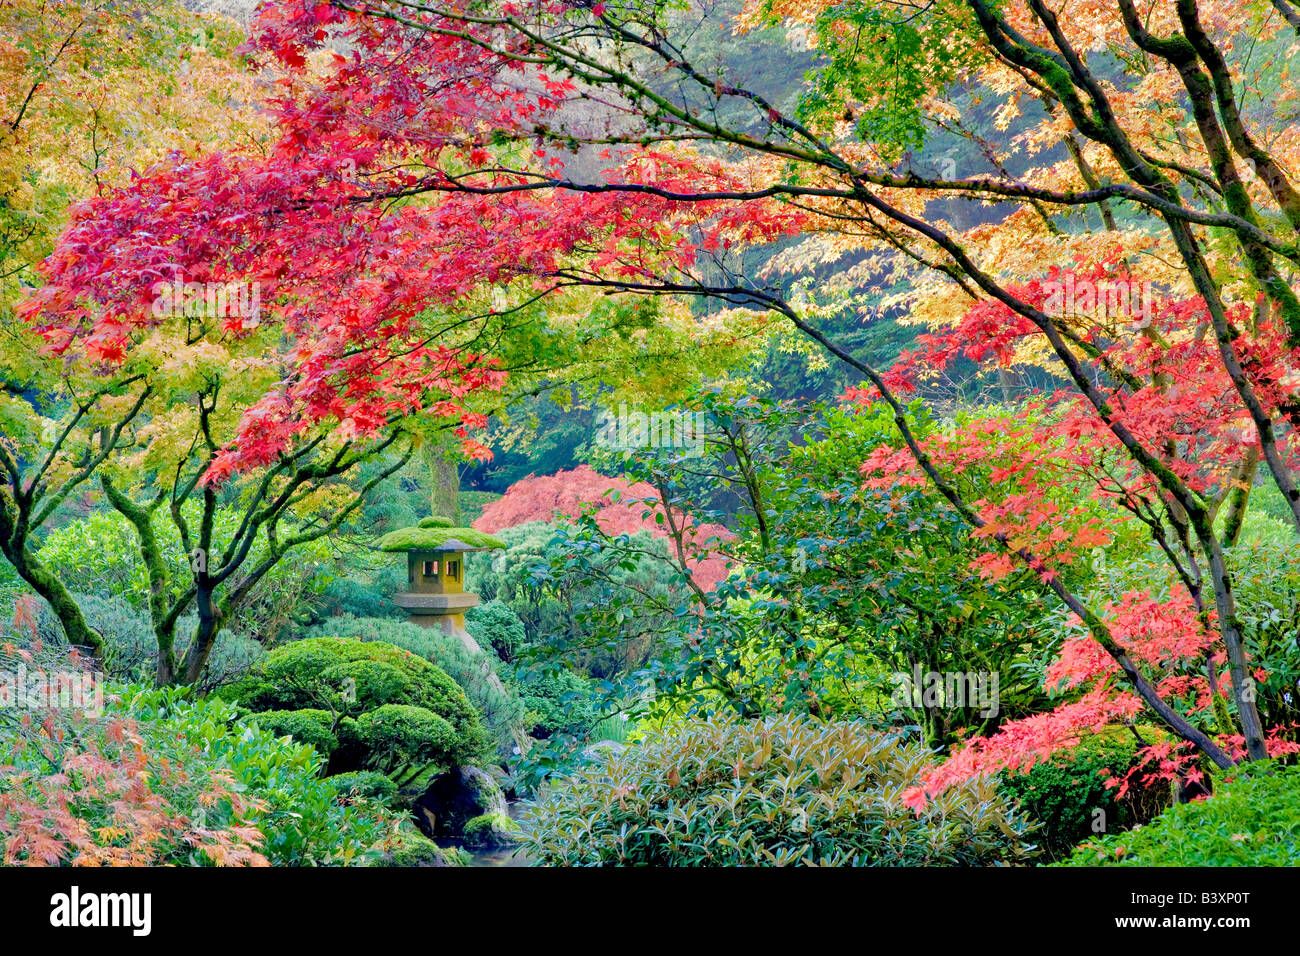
[
  {"left": 418, "top": 515, "right": 455, "bottom": 529},
  {"left": 374, "top": 526, "right": 506, "bottom": 552},
  {"left": 378, "top": 828, "right": 467, "bottom": 867},
  {"left": 418, "top": 766, "right": 508, "bottom": 838},
  {"left": 463, "top": 812, "right": 521, "bottom": 848}
]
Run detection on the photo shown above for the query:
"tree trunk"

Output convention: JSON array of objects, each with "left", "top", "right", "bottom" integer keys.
[
  {"left": 4, "top": 544, "right": 104, "bottom": 657},
  {"left": 1194, "top": 519, "right": 1270, "bottom": 762},
  {"left": 179, "top": 591, "right": 220, "bottom": 685},
  {"left": 422, "top": 436, "right": 462, "bottom": 523},
  {"left": 155, "top": 618, "right": 179, "bottom": 687},
  {"left": 1220, "top": 447, "right": 1259, "bottom": 549},
  {"left": 0, "top": 490, "right": 102, "bottom": 654}
]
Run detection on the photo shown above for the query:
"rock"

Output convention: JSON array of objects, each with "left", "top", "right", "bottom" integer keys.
[
  {"left": 380, "top": 827, "right": 468, "bottom": 867},
  {"left": 462, "top": 812, "right": 521, "bottom": 848},
  {"left": 418, "top": 765, "right": 508, "bottom": 838}
]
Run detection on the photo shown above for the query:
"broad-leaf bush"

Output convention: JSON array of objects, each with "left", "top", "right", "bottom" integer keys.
[
  {"left": 522, "top": 714, "right": 1037, "bottom": 866},
  {"left": 325, "top": 771, "right": 400, "bottom": 804},
  {"left": 121, "top": 687, "right": 399, "bottom": 866}
]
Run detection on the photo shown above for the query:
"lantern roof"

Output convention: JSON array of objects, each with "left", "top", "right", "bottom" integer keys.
[{"left": 374, "top": 518, "right": 506, "bottom": 553}]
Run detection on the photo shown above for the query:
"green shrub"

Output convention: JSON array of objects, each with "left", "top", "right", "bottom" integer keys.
[
  {"left": 523, "top": 714, "right": 1038, "bottom": 866},
  {"left": 219, "top": 637, "right": 484, "bottom": 757},
  {"left": 33, "top": 508, "right": 338, "bottom": 644},
  {"left": 465, "top": 521, "right": 679, "bottom": 678},
  {"left": 116, "top": 686, "right": 399, "bottom": 865},
  {"left": 0, "top": 553, "right": 23, "bottom": 622},
  {"left": 33, "top": 593, "right": 264, "bottom": 688},
  {"left": 253, "top": 709, "right": 339, "bottom": 757},
  {"left": 465, "top": 599, "right": 526, "bottom": 662},
  {"left": 587, "top": 714, "right": 631, "bottom": 744},
  {"left": 515, "top": 666, "right": 599, "bottom": 740},
  {"left": 1061, "top": 760, "right": 1300, "bottom": 866},
  {"left": 326, "top": 771, "right": 399, "bottom": 804},
  {"left": 218, "top": 638, "right": 490, "bottom": 796},
  {"left": 343, "top": 704, "right": 461, "bottom": 791},
  {"left": 302, "top": 616, "right": 526, "bottom": 758},
  {"left": 322, "top": 659, "right": 414, "bottom": 711},
  {"left": 1225, "top": 543, "right": 1300, "bottom": 730},
  {"left": 999, "top": 741, "right": 1150, "bottom": 862},
  {"left": 318, "top": 577, "right": 401, "bottom": 620}
]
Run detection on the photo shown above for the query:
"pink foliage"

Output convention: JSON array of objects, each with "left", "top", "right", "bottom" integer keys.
[
  {"left": 474, "top": 465, "right": 733, "bottom": 589},
  {"left": 901, "top": 687, "right": 1145, "bottom": 811}
]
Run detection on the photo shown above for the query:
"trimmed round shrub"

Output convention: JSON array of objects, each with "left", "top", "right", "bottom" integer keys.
[
  {"left": 302, "top": 616, "right": 527, "bottom": 759},
  {"left": 218, "top": 637, "right": 485, "bottom": 756},
  {"left": 218, "top": 638, "right": 490, "bottom": 797},
  {"left": 343, "top": 704, "right": 461, "bottom": 791},
  {"left": 523, "top": 714, "right": 1038, "bottom": 866},
  {"left": 253, "top": 709, "right": 339, "bottom": 757},
  {"left": 1061, "top": 760, "right": 1300, "bottom": 866},
  {"left": 321, "top": 659, "right": 413, "bottom": 711}
]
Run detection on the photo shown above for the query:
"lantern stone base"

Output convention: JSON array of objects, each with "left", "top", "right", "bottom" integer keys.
[{"left": 393, "top": 590, "right": 480, "bottom": 634}]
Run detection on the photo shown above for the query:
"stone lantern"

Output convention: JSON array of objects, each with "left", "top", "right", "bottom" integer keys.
[{"left": 376, "top": 516, "right": 505, "bottom": 635}]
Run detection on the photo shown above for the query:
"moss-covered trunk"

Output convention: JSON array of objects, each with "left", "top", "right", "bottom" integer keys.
[
  {"left": 5, "top": 543, "right": 103, "bottom": 656},
  {"left": 0, "top": 492, "right": 103, "bottom": 656},
  {"left": 421, "top": 436, "right": 462, "bottom": 524},
  {"left": 179, "top": 595, "right": 220, "bottom": 686}
]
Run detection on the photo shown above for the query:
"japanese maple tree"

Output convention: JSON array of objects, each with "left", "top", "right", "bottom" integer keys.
[
  {"left": 307, "top": 0, "right": 1300, "bottom": 778},
  {"left": 16, "top": 0, "right": 1300, "bottom": 776}
]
